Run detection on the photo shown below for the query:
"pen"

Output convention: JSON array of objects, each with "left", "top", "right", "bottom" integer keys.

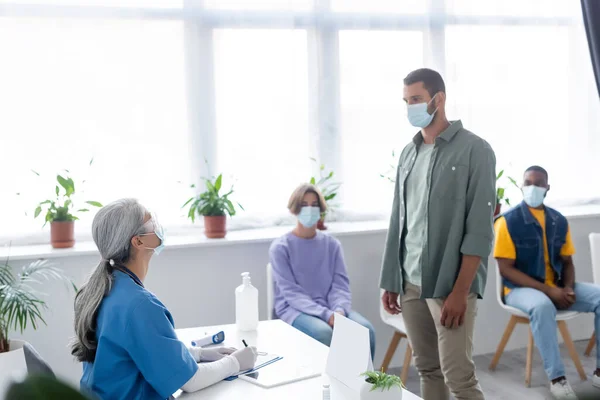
[{"left": 242, "top": 339, "right": 248, "bottom": 347}]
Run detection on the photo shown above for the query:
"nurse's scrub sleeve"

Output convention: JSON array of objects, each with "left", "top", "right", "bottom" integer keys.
[{"left": 126, "top": 295, "right": 198, "bottom": 399}]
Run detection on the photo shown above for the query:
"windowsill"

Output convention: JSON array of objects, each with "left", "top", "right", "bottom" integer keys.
[
  {"left": 4, "top": 204, "right": 600, "bottom": 262},
  {"left": 0, "top": 220, "right": 389, "bottom": 262}
]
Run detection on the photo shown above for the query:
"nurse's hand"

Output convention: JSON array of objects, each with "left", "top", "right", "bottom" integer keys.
[
  {"left": 231, "top": 346, "right": 258, "bottom": 371},
  {"left": 200, "top": 347, "right": 237, "bottom": 362}
]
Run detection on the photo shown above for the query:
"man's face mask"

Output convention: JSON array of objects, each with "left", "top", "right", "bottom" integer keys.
[
  {"left": 522, "top": 185, "right": 547, "bottom": 208},
  {"left": 407, "top": 94, "right": 438, "bottom": 128}
]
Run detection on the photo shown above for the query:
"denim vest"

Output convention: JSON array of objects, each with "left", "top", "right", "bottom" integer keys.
[{"left": 503, "top": 201, "right": 568, "bottom": 289}]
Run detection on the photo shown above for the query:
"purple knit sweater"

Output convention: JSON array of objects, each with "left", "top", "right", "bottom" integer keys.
[{"left": 268, "top": 231, "right": 352, "bottom": 325}]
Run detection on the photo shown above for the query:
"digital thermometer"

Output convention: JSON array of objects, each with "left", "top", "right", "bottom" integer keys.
[{"left": 191, "top": 331, "right": 225, "bottom": 347}]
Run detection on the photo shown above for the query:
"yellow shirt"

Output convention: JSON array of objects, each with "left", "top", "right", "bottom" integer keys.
[{"left": 493, "top": 207, "right": 575, "bottom": 296}]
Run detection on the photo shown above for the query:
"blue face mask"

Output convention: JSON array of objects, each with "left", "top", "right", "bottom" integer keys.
[
  {"left": 407, "top": 94, "right": 437, "bottom": 128},
  {"left": 522, "top": 185, "right": 547, "bottom": 208},
  {"left": 298, "top": 206, "right": 321, "bottom": 228},
  {"left": 152, "top": 225, "right": 165, "bottom": 255}
]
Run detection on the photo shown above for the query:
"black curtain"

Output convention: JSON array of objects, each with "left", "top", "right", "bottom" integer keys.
[{"left": 582, "top": 0, "right": 600, "bottom": 98}]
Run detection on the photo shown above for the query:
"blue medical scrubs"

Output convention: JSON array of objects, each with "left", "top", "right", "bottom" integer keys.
[{"left": 81, "top": 270, "right": 197, "bottom": 400}]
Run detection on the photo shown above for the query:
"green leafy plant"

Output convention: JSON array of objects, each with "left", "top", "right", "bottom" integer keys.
[
  {"left": 182, "top": 174, "right": 243, "bottom": 222},
  {"left": 0, "top": 253, "right": 76, "bottom": 353},
  {"left": 30, "top": 160, "right": 102, "bottom": 226},
  {"left": 6, "top": 375, "right": 92, "bottom": 400},
  {"left": 496, "top": 169, "right": 520, "bottom": 207},
  {"left": 309, "top": 158, "right": 341, "bottom": 218},
  {"left": 361, "top": 370, "right": 405, "bottom": 392}
]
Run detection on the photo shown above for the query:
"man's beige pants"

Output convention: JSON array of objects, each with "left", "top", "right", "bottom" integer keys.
[{"left": 401, "top": 282, "right": 485, "bottom": 400}]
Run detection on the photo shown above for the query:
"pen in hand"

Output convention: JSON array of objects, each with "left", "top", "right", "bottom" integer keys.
[{"left": 242, "top": 339, "right": 248, "bottom": 348}]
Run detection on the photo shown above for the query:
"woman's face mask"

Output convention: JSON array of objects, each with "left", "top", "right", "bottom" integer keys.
[
  {"left": 138, "top": 213, "right": 165, "bottom": 255},
  {"left": 298, "top": 206, "right": 321, "bottom": 228}
]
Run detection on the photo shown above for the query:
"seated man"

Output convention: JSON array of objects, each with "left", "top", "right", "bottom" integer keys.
[{"left": 494, "top": 165, "right": 600, "bottom": 400}]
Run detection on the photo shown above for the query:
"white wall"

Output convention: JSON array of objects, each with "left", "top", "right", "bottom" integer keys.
[{"left": 8, "top": 215, "right": 600, "bottom": 386}]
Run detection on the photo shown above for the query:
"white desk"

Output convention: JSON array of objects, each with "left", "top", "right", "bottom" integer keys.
[{"left": 175, "top": 320, "right": 422, "bottom": 400}]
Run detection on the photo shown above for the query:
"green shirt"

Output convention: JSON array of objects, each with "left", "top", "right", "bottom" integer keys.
[
  {"left": 402, "top": 143, "right": 434, "bottom": 286},
  {"left": 379, "top": 120, "right": 496, "bottom": 299}
]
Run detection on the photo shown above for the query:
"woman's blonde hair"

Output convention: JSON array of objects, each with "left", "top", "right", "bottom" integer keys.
[{"left": 287, "top": 183, "right": 327, "bottom": 215}]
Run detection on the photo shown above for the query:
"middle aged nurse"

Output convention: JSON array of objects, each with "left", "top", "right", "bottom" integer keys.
[{"left": 71, "top": 198, "right": 257, "bottom": 400}]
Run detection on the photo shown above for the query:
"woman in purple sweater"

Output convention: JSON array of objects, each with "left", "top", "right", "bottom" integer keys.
[{"left": 269, "top": 183, "right": 376, "bottom": 359}]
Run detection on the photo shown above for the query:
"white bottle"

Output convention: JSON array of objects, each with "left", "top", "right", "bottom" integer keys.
[
  {"left": 235, "top": 272, "right": 259, "bottom": 331},
  {"left": 322, "top": 383, "right": 331, "bottom": 400}
]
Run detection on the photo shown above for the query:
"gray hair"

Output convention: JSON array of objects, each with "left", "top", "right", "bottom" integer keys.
[{"left": 71, "top": 198, "right": 149, "bottom": 362}]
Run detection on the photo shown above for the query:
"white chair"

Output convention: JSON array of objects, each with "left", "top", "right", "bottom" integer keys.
[
  {"left": 379, "top": 289, "right": 412, "bottom": 383},
  {"left": 488, "top": 261, "right": 586, "bottom": 386},
  {"left": 584, "top": 233, "right": 600, "bottom": 356},
  {"left": 266, "top": 263, "right": 275, "bottom": 320}
]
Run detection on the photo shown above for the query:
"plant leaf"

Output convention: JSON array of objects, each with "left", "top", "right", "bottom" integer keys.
[
  {"left": 31, "top": 170, "right": 40, "bottom": 176},
  {"left": 181, "top": 197, "right": 194, "bottom": 208},
  {"left": 85, "top": 201, "right": 103, "bottom": 207},
  {"left": 496, "top": 170, "right": 504, "bottom": 180},
  {"left": 77, "top": 209, "right": 89, "bottom": 212},
  {"left": 34, "top": 206, "right": 42, "bottom": 218},
  {"left": 310, "top": 177, "right": 316, "bottom": 185},
  {"left": 56, "top": 175, "right": 70, "bottom": 193},
  {"left": 214, "top": 174, "right": 222, "bottom": 191}
]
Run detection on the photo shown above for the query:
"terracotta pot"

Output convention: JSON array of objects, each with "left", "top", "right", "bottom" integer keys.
[
  {"left": 204, "top": 216, "right": 227, "bottom": 238},
  {"left": 50, "top": 221, "right": 75, "bottom": 249},
  {"left": 360, "top": 379, "right": 403, "bottom": 400},
  {"left": 494, "top": 203, "right": 502, "bottom": 218},
  {"left": 0, "top": 339, "right": 27, "bottom": 396},
  {"left": 317, "top": 218, "right": 327, "bottom": 231}
]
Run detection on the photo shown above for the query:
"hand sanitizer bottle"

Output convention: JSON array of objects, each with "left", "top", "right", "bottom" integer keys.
[{"left": 235, "top": 272, "right": 259, "bottom": 331}]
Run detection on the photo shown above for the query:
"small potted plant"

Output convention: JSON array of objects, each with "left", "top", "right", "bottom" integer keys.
[
  {"left": 182, "top": 174, "right": 242, "bottom": 239},
  {"left": 360, "top": 370, "right": 404, "bottom": 400},
  {"left": 495, "top": 169, "right": 520, "bottom": 218},
  {"left": 33, "top": 173, "right": 103, "bottom": 249},
  {"left": 309, "top": 158, "right": 341, "bottom": 230},
  {"left": 0, "top": 256, "right": 76, "bottom": 390}
]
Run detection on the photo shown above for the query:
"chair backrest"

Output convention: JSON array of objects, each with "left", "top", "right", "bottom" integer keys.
[
  {"left": 266, "top": 263, "right": 275, "bottom": 320},
  {"left": 590, "top": 233, "right": 600, "bottom": 285},
  {"left": 495, "top": 259, "right": 504, "bottom": 307}
]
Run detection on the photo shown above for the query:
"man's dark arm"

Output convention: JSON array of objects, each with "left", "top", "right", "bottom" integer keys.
[
  {"left": 498, "top": 257, "right": 573, "bottom": 309},
  {"left": 497, "top": 257, "right": 552, "bottom": 294},
  {"left": 561, "top": 255, "right": 576, "bottom": 290}
]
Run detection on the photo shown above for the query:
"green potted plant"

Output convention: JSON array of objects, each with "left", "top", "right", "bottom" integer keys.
[
  {"left": 495, "top": 169, "right": 520, "bottom": 218},
  {"left": 30, "top": 166, "right": 102, "bottom": 248},
  {"left": 182, "top": 174, "right": 242, "bottom": 239},
  {"left": 0, "top": 256, "right": 75, "bottom": 391},
  {"left": 309, "top": 158, "right": 341, "bottom": 230},
  {"left": 360, "top": 370, "right": 405, "bottom": 400}
]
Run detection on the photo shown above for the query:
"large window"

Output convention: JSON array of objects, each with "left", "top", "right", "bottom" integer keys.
[
  {"left": 213, "top": 29, "right": 310, "bottom": 217},
  {"left": 0, "top": 0, "right": 598, "bottom": 243}
]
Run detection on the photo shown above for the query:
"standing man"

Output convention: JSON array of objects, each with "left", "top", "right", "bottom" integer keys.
[{"left": 380, "top": 68, "right": 496, "bottom": 400}]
